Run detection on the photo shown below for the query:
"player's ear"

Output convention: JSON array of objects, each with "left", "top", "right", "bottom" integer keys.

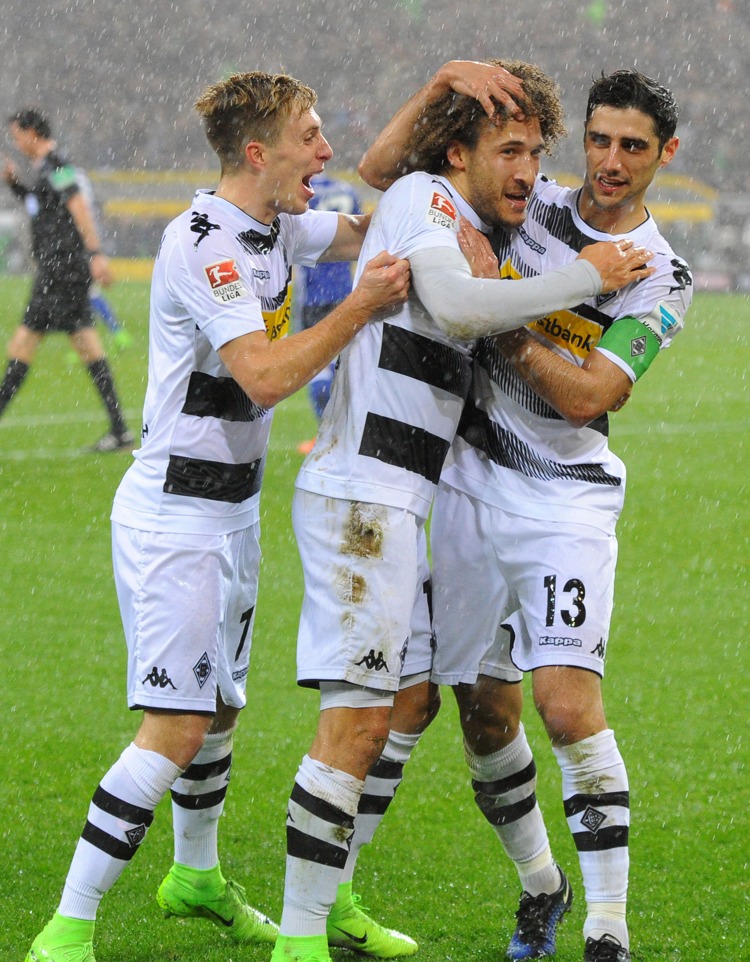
[
  {"left": 446, "top": 140, "right": 468, "bottom": 172},
  {"left": 659, "top": 136, "right": 679, "bottom": 169},
  {"left": 244, "top": 140, "right": 266, "bottom": 170}
]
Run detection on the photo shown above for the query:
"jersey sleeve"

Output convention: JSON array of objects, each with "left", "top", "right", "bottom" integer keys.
[
  {"left": 47, "top": 161, "right": 81, "bottom": 203},
  {"left": 161, "top": 226, "right": 266, "bottom": 353},
  {"left": 596, "top": 251, "right": 693, "bottom": 380},
  {"left": 282, "top": 209, "right": 339, "bottom": 267},
  {"left": 375, "top": 173, "right": 464, "bottom": 260}
]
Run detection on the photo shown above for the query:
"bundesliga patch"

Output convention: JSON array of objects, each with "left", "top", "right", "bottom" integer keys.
[
  {"left": 631, "top": 335, "right": 647, "bottom": 357},
  {"left": 204, "top": 259, "right": 247, "bottom": 302},
  {"left": 426, "top": 191, "right": 458, "bottom": 229}
]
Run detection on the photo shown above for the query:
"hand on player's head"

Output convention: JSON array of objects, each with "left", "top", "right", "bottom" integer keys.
[{"left": 577, "top": 238, "right": 655, "bottom": 293}]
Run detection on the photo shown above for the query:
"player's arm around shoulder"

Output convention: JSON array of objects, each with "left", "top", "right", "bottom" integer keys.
[
  {"left": 220, "top": 250, "right": 409, "bottom": 409},
  {"left": 317, "top": 210, "right": 372, "bottom": 262}
]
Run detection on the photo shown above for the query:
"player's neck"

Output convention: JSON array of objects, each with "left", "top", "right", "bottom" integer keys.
[
  {"left": 215, "top": 177, "right": 276, "bottom": 226},
  {"left": 577, "top": 187, "right": 648, "bottom": 235}
]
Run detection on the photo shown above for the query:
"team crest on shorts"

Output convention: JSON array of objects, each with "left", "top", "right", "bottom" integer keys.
[
  {"left": 204, "top": 259, "right": 247, "bottom": 302},
  {"left": 193, "top": 651, "right": 212, "bottom": 688},
  {"left": 426, "top": 191, "right": 458, "bottom": 229}
]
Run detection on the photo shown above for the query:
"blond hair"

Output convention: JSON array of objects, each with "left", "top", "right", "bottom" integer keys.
[{"left": 195, "top": 71, "right": 317, "bottom": 170}]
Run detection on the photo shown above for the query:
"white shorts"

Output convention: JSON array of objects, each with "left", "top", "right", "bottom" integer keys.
[
  {"left": 430, "top": 484, "right": 617, "bottom": 685},
  {"left": 112, "top": 521, "right": 261, "bottom": 713},
  {"left": 293, "top": 490, "right": 433, "bottom": 692}
]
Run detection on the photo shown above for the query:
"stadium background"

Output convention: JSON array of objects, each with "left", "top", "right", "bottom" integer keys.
[{"left": 0, "top": 0, "right": 747, "bottom": 289}]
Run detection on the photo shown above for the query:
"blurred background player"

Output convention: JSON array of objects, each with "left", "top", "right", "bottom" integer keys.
[
  {"left": 0, "top": 108, "right": 132, "bottom": 452},
  {"left": 293, "top": 172, "right": 361, "bottom": 454}
]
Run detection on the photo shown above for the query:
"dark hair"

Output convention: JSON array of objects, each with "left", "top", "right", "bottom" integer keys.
[
  {"left": 9, "top": 108, "right": 52, "bottom": 139},
  {"left": 402, "top": 59, "right": 566, "bottom": 176},
  {"left": 586, "top": 70, "right": 679, "bottom": 149}
]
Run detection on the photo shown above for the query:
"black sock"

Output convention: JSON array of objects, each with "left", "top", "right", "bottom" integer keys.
[
  {"left": 87, "top": 358, "right": 127, "bottom": 435},
  {"left": 0, "top": 359, "right": 30, "bottom": 416}
]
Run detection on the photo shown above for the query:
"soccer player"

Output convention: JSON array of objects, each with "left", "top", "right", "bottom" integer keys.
[
  {"left": 0, "top": 109, "right": 133, "bottom": 452},
  {"left": 23, "top": 71, "right": 411, "bottom": 962},
  {"left": 293, "top": 172, "right": 362, "bottom": 453},
  {"left": 367, "top": 62, "right": 692, "bottom": 962},
  {"left": 271, "top": 61, "right": 655, "bottom": 962}
]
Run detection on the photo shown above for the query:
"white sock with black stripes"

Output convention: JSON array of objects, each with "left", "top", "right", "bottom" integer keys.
[
  {"left": 339, "top": 728, "right": 420, "bottom": 886},
  {"left": 553, "top": 729, "right": 630, "bottom": 949},
  {"left": 171, "top": 728, "right": 234, "bottom": 870},
  {"left": 466, "top": 725, "right": 560, "bottom": 896},
  {"left": 58, "top": 743, "right": 183, "bottom": 920},
  {"left": 280, "top": 754, "right": 364, "bottom": 936}
]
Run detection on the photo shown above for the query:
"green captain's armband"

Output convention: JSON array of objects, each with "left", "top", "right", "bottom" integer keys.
[{"left": 596, "top": 315, "right": 660, "bottom": 381}]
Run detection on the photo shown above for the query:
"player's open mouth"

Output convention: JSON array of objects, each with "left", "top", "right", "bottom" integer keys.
[
  {"left": 301, "top": 175, "right": 315, "bottom": 199},
  {"left": 506, "top": 191, "right": 529, "bottom": 211},
  {"left": 596, "top": 175, "right": 626, "bottom": 195}
]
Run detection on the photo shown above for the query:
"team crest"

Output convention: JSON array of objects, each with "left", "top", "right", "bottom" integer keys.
[
  {"left": 426, "top": 191, "right": 458, "bottom": 229},
  {"left": 204, "top": 259, "right": 247, "bottom": 303},
  {"left": 630, "top": 336, "right": 647, "bottom": 357}
]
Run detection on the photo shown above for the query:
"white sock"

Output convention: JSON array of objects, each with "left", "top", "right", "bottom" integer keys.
[
  {"left": 171, "top": 728, "right": 234, "bottom": 870},
  {"left": 59, "top": 743, "right": 182, "bottom": 920},
  {"left": 553, "top": 729, "right": 629, "bottom": 949},
  {"left": 466, "top": 725, "right": 559, "bottom": 896},
  {"left": 280, "top": 754, "right": 364, "bottom": 936}
]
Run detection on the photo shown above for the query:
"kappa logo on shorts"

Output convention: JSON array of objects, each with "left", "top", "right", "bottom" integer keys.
[
  {"left": 426, "top": 191, "right": 458, "bottom": 230},
  {"left": 204, "top": 259, "right": 248, "bottom": 303},
  {"left": 354, "top": 649, "right": 390, "bottom": 672},
  {"left": 142, "top": 666, "right": 177, "bottom": 689},
  {"left": 539, "top": 635, "right": 582, "bottom": 648},
  {"left": 193, "top": 652, "right": 212, "bottom": 688}
]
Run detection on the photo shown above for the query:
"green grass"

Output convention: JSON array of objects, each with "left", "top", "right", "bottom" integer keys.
[{"left": 1, "top": 280, "right": 748, "bottom": 961}]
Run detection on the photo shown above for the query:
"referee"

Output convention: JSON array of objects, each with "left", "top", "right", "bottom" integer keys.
[{"left": 0, "top": 108, "right": 132, "bottom": 451}]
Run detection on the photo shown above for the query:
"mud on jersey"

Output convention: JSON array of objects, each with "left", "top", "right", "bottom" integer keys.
[
  {"left": 445, "top": 175, "right": 693, "bottom": 533},
  {"left": 296, "top": 172, "right": 481, "bottom": 520},
  {"left": 112, "top": 190, "right": 337, "bottom": 534}
]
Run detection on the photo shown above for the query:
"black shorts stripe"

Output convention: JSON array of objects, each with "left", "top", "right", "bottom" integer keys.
[
  {"left": 564, "top": 791, "right": 630, "bottom": 817},
  {"left": 170, "top": 785, "right": 229, "bottom": 811},
  {"left": 81, "top": 820, "right": 141, "bottom": 861},
  {"left": 290, "top": 783, "right": 356, "bottom": 828},
  {"left": 286, "top": 825, "right": 350, "bottom": 869},
  {"left": 475, "top": 792, "right": 538, "bottom": 826},
  {"left": 379, "top": 324, "right": 472, "bottom": 398},
  {"left": 472, "top": 759, "right": 537, "bottom": 796},
  {"left": 181, "top": 753, "right": 232, "bottom": 782},
  {"left": 182, "top": 372, "right": 267, "bottom": 422},
  {"left": 164, "top": 455, "right": 264, "bottom": 503},
  {"left": 571, "top": 825, "right": 629, "bottom": 851},
  {"left": 91, "top": 786, "right": 154, "bottom": 826},
  {"left": 359, "top": 413, "right": 449, "bottom": 484}
]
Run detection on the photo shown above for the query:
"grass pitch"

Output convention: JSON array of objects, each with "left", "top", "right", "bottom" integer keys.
[{"left": 0, "top": 278, "right": 747, "bottom": 961}]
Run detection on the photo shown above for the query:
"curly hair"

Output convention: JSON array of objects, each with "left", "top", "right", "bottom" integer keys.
[
  {"left": 195, "top": 71, "right": 318, "bottom": 171},
  {"left": 403, "top": 60, "right": 566, "bottom": 176}
]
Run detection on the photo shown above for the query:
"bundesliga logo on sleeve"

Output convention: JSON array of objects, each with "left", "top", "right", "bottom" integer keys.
[
  {"left": 426, "top": 191, "right": 458, "bottom": 230},
  {"left": 204, "top": 259, "right": 248, "bottom": 302}
]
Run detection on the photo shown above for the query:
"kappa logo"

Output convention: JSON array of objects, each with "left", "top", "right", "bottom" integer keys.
[
  {"left": 204, "top": 259, "right": 248, "bottom": 303},
  {"left": 191, "top": 211, "right": 221, "bottom": 249},
  {"left": 592, "top": 638, "right": 607, "bottom": 658},
  {"left": 426, "top": 191, "right": 458, "bottom": 229},
  {"left": 354, "top": 649, "right": 389, "bottom": 672},
  {"left": 142, "top": 666, "right": 176, "bottom": 689}
]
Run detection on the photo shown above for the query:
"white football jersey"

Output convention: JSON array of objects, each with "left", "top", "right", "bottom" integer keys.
[
  {"left": 112, "top": 190, "right": 337, "bottom": 534},
  {"left": 296, "top": 171, "right": 482, "bottom": 520},
  {"left": 443, "top": 176, "right": 693, "bottom": 533}
]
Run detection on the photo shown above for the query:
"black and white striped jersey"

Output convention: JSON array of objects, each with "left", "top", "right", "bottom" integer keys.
[
  {"left": 295, "top": 172, "right": 478, "bottom": 520},
  {"left": 443, "top": 175, "right": 693, "bottom": 533},
  {"left": 112, "top": 190, "right": 338, "bottom": 534}
]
